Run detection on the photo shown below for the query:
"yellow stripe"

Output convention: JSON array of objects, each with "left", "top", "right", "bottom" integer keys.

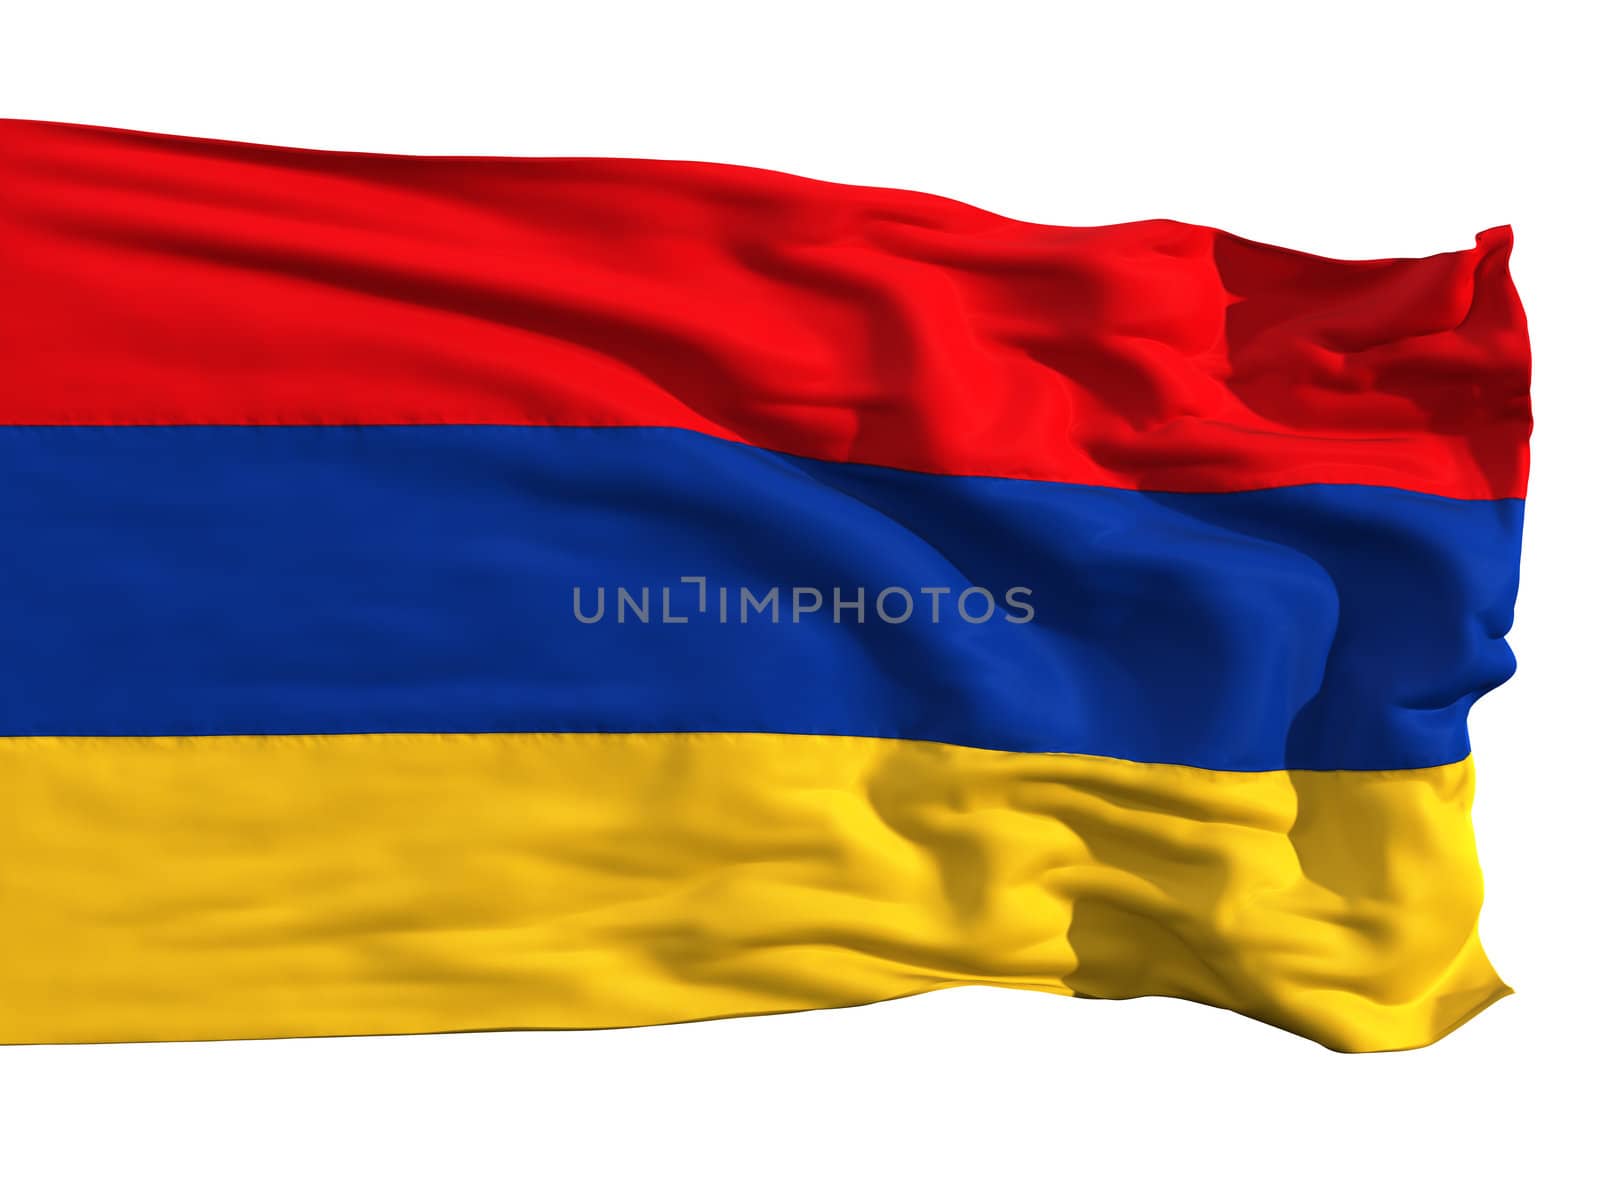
[{"left": 0, "top": 732, "right": 1506, "bottom": 1050}]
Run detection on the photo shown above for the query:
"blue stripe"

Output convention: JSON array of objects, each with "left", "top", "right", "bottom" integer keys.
[{"left": 0, "top": 426, "right": 1521, "bottom": 770}]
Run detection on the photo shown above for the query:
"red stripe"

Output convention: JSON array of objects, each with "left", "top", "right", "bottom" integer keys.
[{"left": 0, "top": 120, "right": 1530, "bottom": 498}]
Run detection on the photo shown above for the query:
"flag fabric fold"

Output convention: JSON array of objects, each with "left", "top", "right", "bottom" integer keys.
[{"left": 0, "top": 119, "right": 1530, "bottom": 1050}]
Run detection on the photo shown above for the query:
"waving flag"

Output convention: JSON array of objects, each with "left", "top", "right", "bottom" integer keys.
[{"left": 0, "top": 120, "right": 1529, "bottom": 1049}]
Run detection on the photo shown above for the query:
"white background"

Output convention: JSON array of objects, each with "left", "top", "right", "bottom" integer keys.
[{"left": 1, "top": 2, "right": 1594, "bottom": 1195}]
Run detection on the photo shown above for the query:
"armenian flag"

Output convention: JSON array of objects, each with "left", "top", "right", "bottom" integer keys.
[{"left": 0, "top": 119, "right": 1530, "bottom": 1049}]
